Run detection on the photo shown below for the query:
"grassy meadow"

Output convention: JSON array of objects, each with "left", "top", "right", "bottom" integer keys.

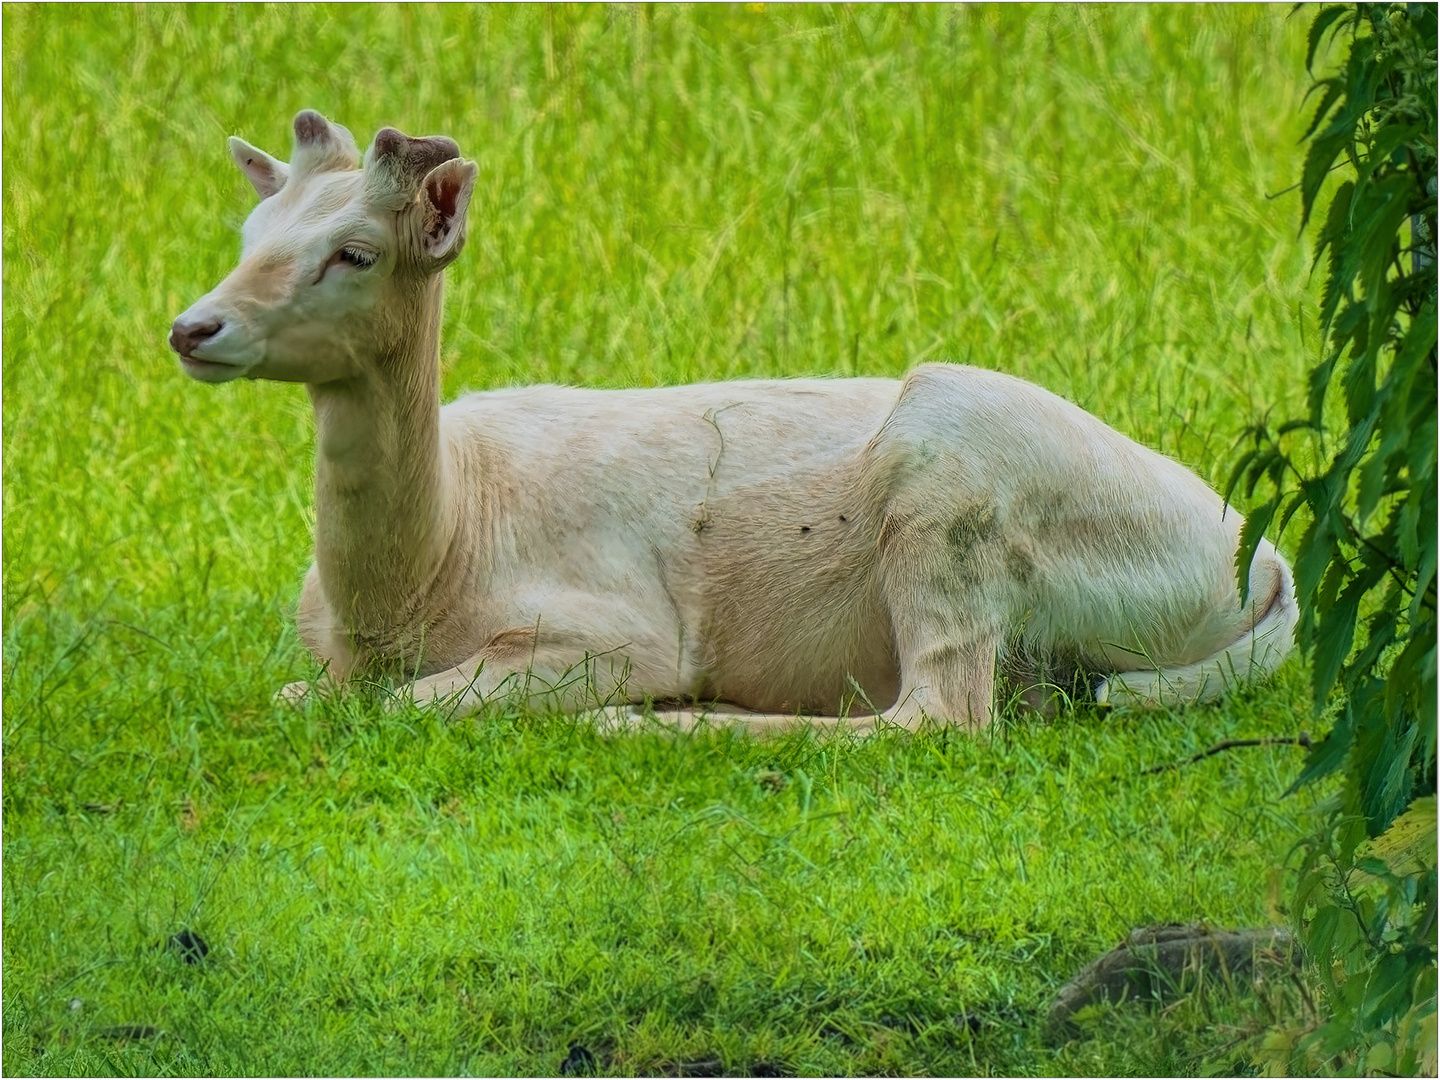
[{"left": 4, "top": 5, "right": 1336, "bottom": 1075}]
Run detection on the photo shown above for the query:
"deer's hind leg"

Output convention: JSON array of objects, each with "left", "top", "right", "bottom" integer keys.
[
  {"left": 877, "top": 582, "right": 1005, "bottom": 730},
  {"left": 614, "top": 516, "right": 1012, "bottom": 734},
  {"left": 627, "top": 607, "right": 1003, "bottom": 734},
  {"left": 856, "top": 429, "right": 1027, "bottom": 730},
  {"left": 860, "top": 503, "right": 1021, "bottom": 730}
]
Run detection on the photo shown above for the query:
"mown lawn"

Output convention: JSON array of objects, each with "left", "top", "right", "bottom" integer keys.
[{"left": 4, "top": 5, "right": 1332, "bottom": 1075}]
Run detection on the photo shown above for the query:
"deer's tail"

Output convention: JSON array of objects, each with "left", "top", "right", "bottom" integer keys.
[{"left": 1095, "top": 539, "right": 1298, "bottom": 707}]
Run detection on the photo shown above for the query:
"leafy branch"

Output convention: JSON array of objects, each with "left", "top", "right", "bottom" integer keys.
[{"left": 1229, "top": 4, "right": 1436, "bottom": 1073}]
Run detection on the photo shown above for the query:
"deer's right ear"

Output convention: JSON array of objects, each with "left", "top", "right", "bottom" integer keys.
[
  {"left": 228, "top": 137, "right": 290, "bottom": 200},
  {"left": 420, "top": 158, "right": 478, "bottom": 265}
]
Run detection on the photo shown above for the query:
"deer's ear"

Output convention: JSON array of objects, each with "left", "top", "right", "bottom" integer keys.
[
  {"left": 419, "top": 158, "right": 477, "bottom": 265},
  {"left": 228, "top": 137, "right": 290, "bottom": 200}
]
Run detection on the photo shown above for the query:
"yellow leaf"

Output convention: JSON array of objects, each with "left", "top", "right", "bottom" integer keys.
[{"left": 1354, "top": 796, "right": 1436, "bottom": 882}]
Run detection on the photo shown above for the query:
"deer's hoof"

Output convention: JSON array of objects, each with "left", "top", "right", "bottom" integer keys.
[
  {"left": 588, "top": 705, "right": 647, "bottom": 735},
  {"left": 275, "top": 680, "right": 310, "bottom": 704}
]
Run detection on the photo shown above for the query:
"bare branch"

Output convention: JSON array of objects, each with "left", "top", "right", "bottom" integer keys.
[{"left": 1133, "top": 734, "right": 1314, "bottom": 778}]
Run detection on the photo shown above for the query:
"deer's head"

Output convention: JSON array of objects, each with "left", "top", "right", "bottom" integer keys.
[{"left": 170, "top": 110, "right": 478, "bottom": 384}]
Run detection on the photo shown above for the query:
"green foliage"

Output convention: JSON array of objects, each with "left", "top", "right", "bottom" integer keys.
[{"left": 1228, "top": 3, "right": 1436, "bottom": 1072}]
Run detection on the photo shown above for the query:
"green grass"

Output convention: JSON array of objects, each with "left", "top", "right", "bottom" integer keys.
[{"left": 4, "top": 4, "right": 1334, "bottom": 1075}]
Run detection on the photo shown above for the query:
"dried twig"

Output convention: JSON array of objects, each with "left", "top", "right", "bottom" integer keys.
[{"left": 1135, "top": 734, "right": 1313, "bottom": 777}]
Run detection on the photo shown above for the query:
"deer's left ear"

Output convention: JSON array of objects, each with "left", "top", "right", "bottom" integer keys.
[
  {"left": 228, "top": 137, "right": 290, "bottom": 200},
  {"left": 419, "top": 158, "right": 478, "bottom": 265}
]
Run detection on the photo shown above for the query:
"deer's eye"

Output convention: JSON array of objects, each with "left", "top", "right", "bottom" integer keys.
[
  {"left": 324, "top": 245, "right": 378, "bottom": 277},
  {"left": 336, "top": 245, "right": 377, "bottom": 269}
]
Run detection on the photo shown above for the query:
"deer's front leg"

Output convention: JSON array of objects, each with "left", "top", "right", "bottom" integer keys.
[
  {"left": 399, "top": 645, "right": 647, "bottom": 717},
  {"left": 277, "top": 679, "right": 315, "bottom": 704},
  {"left": 396, "top": 604, "right": 689, "bottom": 717}
]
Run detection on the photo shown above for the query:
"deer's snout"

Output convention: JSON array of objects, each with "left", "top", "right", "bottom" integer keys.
[{"left": 169, "top": 317, "right": 223, "bottom": 356}]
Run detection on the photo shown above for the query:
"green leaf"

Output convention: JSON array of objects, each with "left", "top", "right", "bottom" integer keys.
[
  {"left": 1357, "top": 175, "right": 1419, "bottom": 294},
  {"left": 1237, "top": 498, "right": 1279, "bottom": 605},
  {"left": 1305, "top": 345, "right": 1341, "bottom": 426},
  {"left": 1368, "top": 951, "right": 1420, "bottom": 1025},
  {"left": 1409, "top": 486, "right": 1438, "bottom": 624},
  {"left": 1289, "top": 705, "right": 1355, "bottom": 793},
  {"left": 1395, "top": 307, "right": 1438, "bottom": 382},
  {"left": 1313, "top": 564, "right": 1379, "bottom": 709},
  {"left": 1300, "top": 77, "right": 1346, "bottom": 145},
  {"left": 1277, "top": 417, "right": 1320, "bottom": 437},
  {"left": 1302, "top": 127, "right": 1356, "bottom": 232},
  {"left": 1347, "top": 603, "right": 1398, "bottom": 677},
  {"left": 1342, "top": 318, "right": 1383, "bottom": 433},
  {"left": 1305, "top": 6, "right": 1353, "bottom": 73},
  {"left": 1277, "top": 488, "right": 1311, "bottom": 534},
  {"left": 1305, "top": 900, "right": 1347, "bottom": 986},
  {"left": 1224, "top": 443, "right": 1268, "bottom": 505},
  {"left": 1389, "top": 636, "right": 1437, "bottom": 756},
  {"left": 1354, "top": 408, "right": 1405, "bottom": 527},
  {"left": 1292, "top": 515, "right": 1335, "bottom": 629},
  {"left": 1335, "top": 400, "right": 1379, "bottom": 474},
  {"left": 1356, "top": 713, "right": 1421, "bottom": 836},
  {"left": 1363, "top": 121, "right": 1423, "bottom": 176},
  {"left": 1398, "top": 491, "right": 1424, "bottom": 579}
]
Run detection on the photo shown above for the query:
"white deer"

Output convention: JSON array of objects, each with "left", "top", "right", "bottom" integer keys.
[{"left": 169, "top": 111, "right": 1297, "bottom": 733}]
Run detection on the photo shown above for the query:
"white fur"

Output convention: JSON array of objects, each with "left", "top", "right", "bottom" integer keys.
[{"left": 171, "top": 111, "right": 1298, "bottom": 732}]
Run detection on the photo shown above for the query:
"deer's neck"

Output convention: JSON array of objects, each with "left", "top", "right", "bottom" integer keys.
[{"left": 307, "top": 276, "right": 459, "bottom": 648}]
